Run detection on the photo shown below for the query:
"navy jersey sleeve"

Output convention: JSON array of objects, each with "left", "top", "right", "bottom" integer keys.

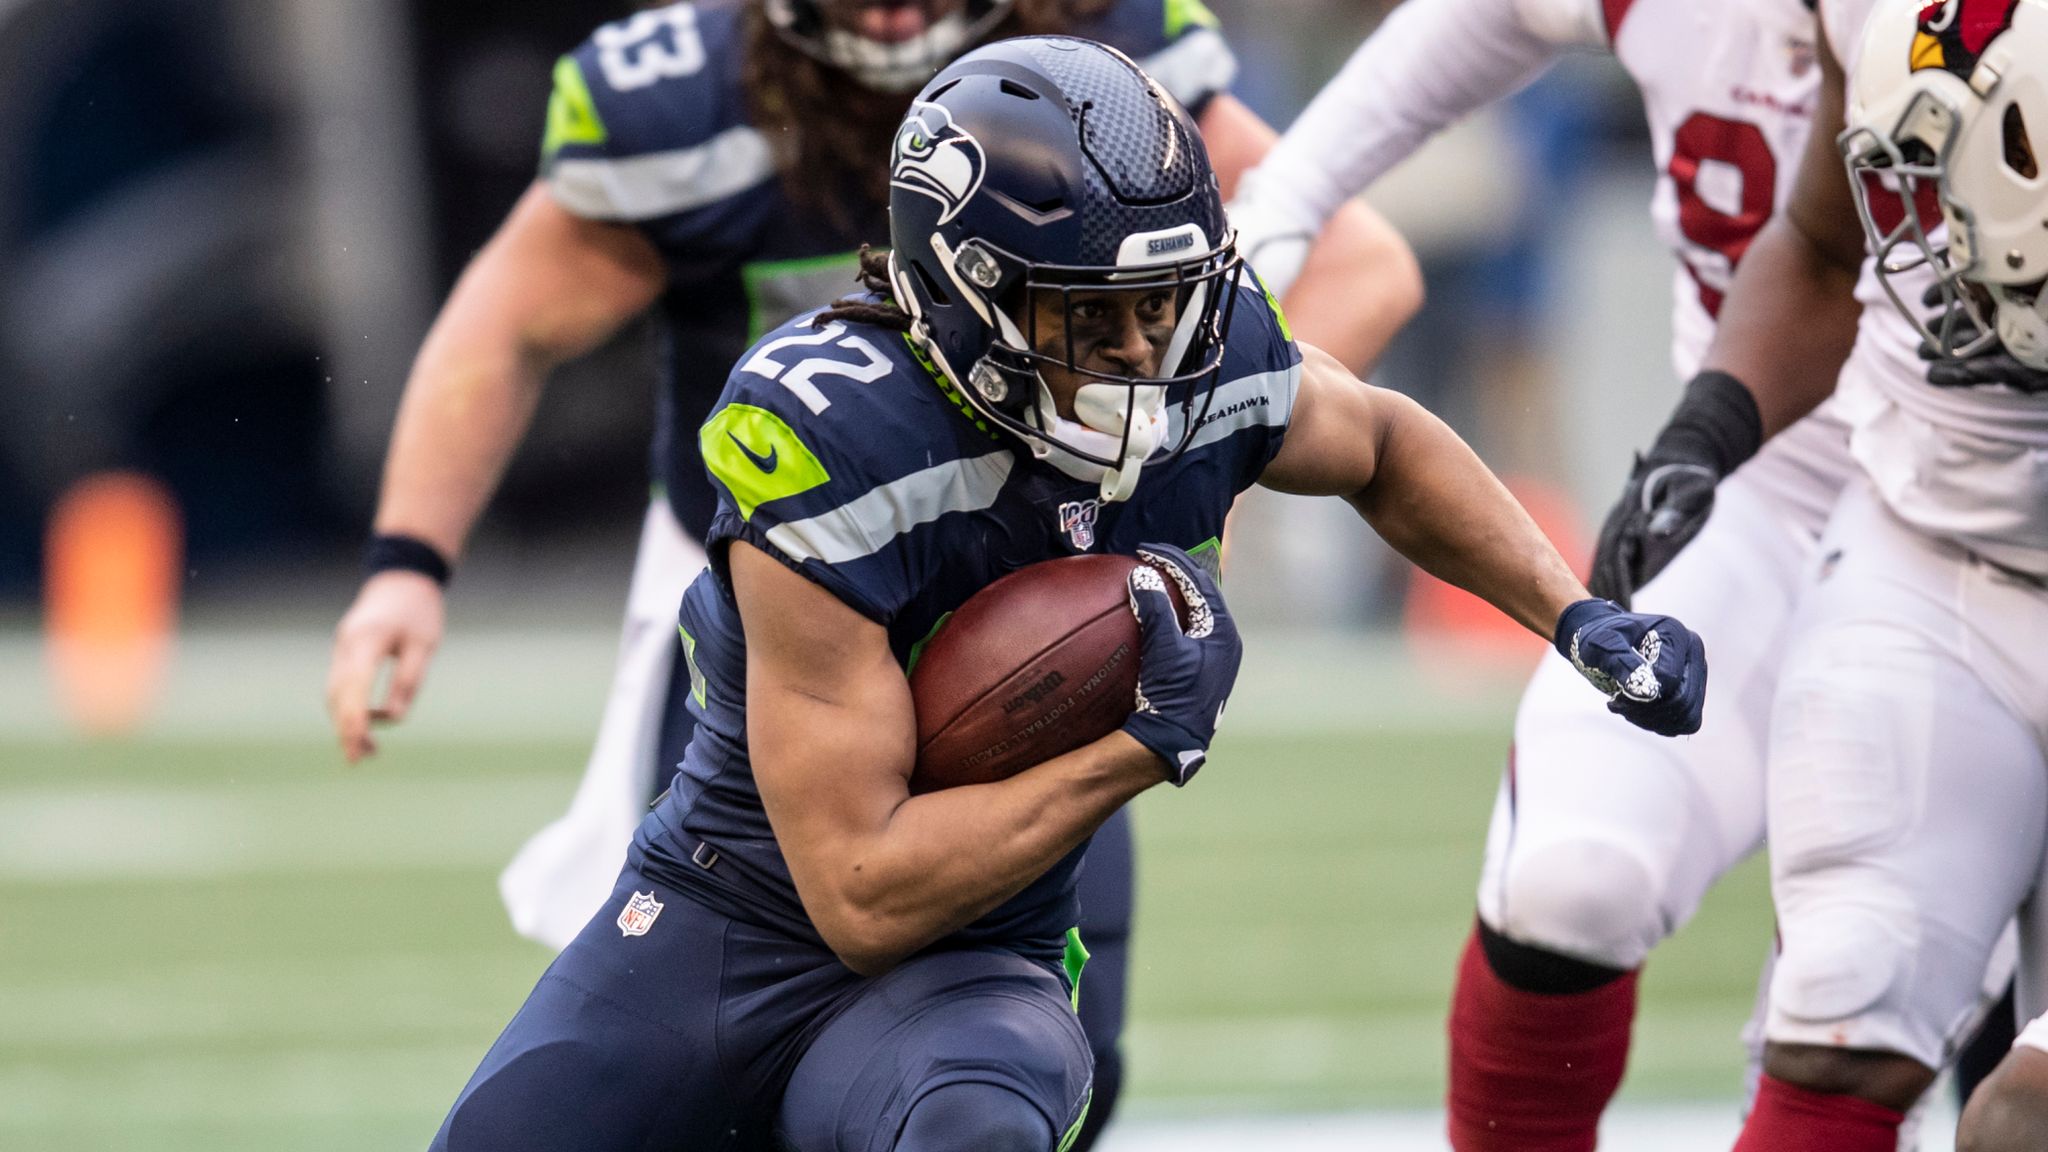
[
  {"left": 538, "top": 1, "right": 773, "bottom": 225},
  {"left": 698, "top": 316, "right": 1014, "bottom": 625},
  {"left": 1174, "top": 275, "right": 1302, "bottom": 489},
  {"left": 1077, "top": 0, "right": 1239, "bottom": 114}
]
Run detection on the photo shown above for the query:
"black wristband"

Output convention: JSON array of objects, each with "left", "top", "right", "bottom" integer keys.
[
  {"left": 363, "top": 533, "right": 453, "bottom": 587},
  {"left": 1647, "top": 370, "right": 1764, "bottom": 477}
]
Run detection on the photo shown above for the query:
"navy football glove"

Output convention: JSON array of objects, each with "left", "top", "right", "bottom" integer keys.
[
  {"left": 1554, "top": 598, "right": 1707, "bottom": 737},
  {"left": 1121, "top": 545, "right": 1242, "bottom": 786},
  {"left": 1588, "top": 371, "right": 1761, "bottom": 608}
]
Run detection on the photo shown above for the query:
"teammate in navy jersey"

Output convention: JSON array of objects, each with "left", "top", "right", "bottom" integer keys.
[
  {"left": 326, "top": 5, "right": 1417, "bottom": 1145},
  {"left": 427, "top": 37, "right": 1707, "bottom": 1152}
]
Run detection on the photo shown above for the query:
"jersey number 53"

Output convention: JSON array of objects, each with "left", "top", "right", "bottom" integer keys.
[{"left": 596, "top": 7, "right": 707, "bottom": 91}]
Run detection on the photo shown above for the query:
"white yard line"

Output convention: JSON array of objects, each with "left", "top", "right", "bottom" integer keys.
[
  {"left": 0, "top": 774, "right": 571, "bottom": 879},
  {"left": 0, "top": 626, "right": 1524, "bottom": 742}
]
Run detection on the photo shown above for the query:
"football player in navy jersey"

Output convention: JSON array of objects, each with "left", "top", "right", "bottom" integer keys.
[
  {"left": 326, "top": 5, "right": 1417, "bottom": 1145},
  {"left": 427, "top": 38, "right": 1707, "bottom": 1152}
]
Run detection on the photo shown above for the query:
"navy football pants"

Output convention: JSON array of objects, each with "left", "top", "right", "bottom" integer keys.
[
  {"left": 432, "top": 851, "right": 1093, "bottom": 1151},
  {"left": 655, "top": 652, "right": 1134, "bottom": 1152}
]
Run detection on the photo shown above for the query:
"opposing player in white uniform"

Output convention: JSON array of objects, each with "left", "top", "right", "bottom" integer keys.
[
  {"left": 1612, "top": 0, "right": 2048, "bottom": 1147},
  {"left": 1228, "top": 2, "right": 1856, "bottom": 1145}
]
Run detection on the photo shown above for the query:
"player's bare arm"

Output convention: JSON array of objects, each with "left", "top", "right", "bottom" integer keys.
[
  {"left": 1699, "top": 31, "right": 1867, "bottom": 437},
  {"left": 1263, "top": 342, "right": 1704, "bottom": 735},
  {"left": 1261, "top": 343, "right": 1585, "bottom": 638},
  {"left": 373, "top": 185, "right": 665, "bottom": 560},
  {"left": 732, "top": 539, "right": 1161, "bottom": 976},
  {"left": 1198, "top": 93, "right": 1424, "bottom": 372},
  {"left": 1959, "top": 1044, "right": 2048, "bottom": 1152},
  {"left": 326, "top": 184, "right": 664, "bottom": 762}
]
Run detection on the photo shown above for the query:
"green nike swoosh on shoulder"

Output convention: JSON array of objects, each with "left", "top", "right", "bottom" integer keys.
[{"left": 699, "top": 404, "right": 831, "bottom": 520}]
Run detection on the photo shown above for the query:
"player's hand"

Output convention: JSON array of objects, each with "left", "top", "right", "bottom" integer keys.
[
  {"left": 1587, "top": 452, "right": 1718, "bottom": 608},
  {"left": 1589, "top": 371, "right": 1761, "bottom": 608},
  {"left": 1916, "top": 290, "right": 2048, "bottom": 393},
  {"left": 326, "top": 571, "right": 446, "bottom": 763},
  {"left": 1226, "top": 171, "right": 1315, "bottom": 299},
  {"left": 1925, "top": 348, "right": 2048, "bottom": 392},
  {"left": 1553, "top": 598, "right": 1706, "bottom": 737},
  {"left": 1121, "top": 545, "right": 1242, "bottom": 786}
]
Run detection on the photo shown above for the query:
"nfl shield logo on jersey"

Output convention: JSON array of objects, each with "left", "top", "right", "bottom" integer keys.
[
  {"left": 1059, "top": 500, "right": 1099, "bottom": 551},
  {"left": 617, "top": 890, "right": 664, "bottom": 937}
]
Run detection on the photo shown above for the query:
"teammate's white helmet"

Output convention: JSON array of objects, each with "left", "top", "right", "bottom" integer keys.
[{"left": 1841, "top": 0, "right": 2048, "bottom": 368}]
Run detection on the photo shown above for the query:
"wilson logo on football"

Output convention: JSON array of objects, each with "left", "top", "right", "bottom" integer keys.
[
  {"left": 891, "top": 102, "right": 986, "bottom": 225},
  {"left": 617, "top": 890, "right": 664, "bottom": 937}
]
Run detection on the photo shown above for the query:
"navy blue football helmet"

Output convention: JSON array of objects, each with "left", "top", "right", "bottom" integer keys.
[{"left": 886, "top": 35, "right": 1242, "bottom": 501}]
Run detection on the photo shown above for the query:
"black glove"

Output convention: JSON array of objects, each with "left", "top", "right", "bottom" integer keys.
[
  {"left": 1587, "top": 371, "right": 1762, "bottom": 608},
  {"left": 1915, "top": 286, "right": 2048, "bottom": 393}
]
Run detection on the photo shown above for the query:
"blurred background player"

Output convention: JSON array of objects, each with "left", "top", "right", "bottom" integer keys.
[
  {"left": 323, "top": 2, "right": 1421, "bottom": 1148},
  {"left": 431, "top": 37, "right": 1707, "bottom": 1150},
  {"left": 1610, "top": 0, "right": 2048, "bottom": 1147},
  {"left": 1224, "top": 0, "right": 1859, "bottom": 1145}
]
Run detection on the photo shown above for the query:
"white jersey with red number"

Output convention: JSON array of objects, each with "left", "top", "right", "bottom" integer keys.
[
  {"left": 1609, "top": 0, "right": 1825, "bottom": 379},
  {"left": 1243, "top": 0, "right": 1827, "bottom": 383},
  {"left": 1822, "top": 0, "right": 2048, "bottom": 573}
]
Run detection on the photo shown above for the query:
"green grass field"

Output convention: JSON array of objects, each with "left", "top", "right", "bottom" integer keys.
[{"left": 0, "top": 714, "right": 1773, "bottom": 1150}]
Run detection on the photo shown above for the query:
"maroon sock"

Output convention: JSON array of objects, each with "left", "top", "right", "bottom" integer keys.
[
  {"left": 1731, "top": 1074, "right": 1904, "bottom": 1152},
  {"left": 1447, "top": 925, "right": 1638, "bottom": 1152}
]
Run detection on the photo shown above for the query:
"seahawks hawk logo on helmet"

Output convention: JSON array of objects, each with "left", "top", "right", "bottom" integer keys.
[{"left": 890, "top": 102, "right": 986, "bottom": 224}]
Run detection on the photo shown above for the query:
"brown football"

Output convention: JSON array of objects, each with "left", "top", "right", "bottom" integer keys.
[{"left": 908, "top": 554, "right": 1181, "bottom": 794}]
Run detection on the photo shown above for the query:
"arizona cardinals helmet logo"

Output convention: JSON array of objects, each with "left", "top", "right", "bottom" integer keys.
[
  {"left": 890, "top": 102, "right": 986, "bottom": 225},
  {"left": 1911, "top": 0, "right": 2022, "bottom": 75}
]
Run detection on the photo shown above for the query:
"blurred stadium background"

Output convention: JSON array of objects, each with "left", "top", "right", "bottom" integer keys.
[{"left": 0, "top": 0, "right": 1948, "bottom": 1148}]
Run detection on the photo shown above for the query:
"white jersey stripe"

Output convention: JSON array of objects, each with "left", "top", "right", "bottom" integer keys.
[
  {"left": 765, "top": 450, "right": 1015, "bottom": 565},
  {"left": 549, "top": 125, "right": 775, "bottom": 221},
  {"left": 1174, "top": 365, "right": 1299, "bottom": 453}
]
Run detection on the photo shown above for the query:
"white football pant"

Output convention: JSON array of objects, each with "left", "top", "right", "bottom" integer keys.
[
  {"left": 1764, "top": 478, "right": 2048, "bottom": 1071},
  {"left": 499, "top": 499, "right": 709, "bottom": 950},
  {"left": 1477, "top": 408, "right": 1855, "bottom": 968}
]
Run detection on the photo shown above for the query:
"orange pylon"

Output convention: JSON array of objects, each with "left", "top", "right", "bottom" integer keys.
[{"left": 43, "top": 472, "right": 183, "bottom": 735}]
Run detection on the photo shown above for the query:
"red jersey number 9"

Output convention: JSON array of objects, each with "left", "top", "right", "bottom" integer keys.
[{"left": 1668, "top": 112, "right": 1777, "bottom": 317}]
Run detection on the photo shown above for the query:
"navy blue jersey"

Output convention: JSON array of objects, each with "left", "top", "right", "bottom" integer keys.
[
  {"left": 539, "top": 0, "right": 1239, "bottom": 538},
  {"left": 635, "top": 279, "right": 1300, "bottom": 956}
]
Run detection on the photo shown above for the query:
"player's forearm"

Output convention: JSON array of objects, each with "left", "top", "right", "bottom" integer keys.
[
  {"left": 1699, "top": 214, "right": 1864, "bottom": 438},
  {"left": 1280, "top": 201, "right": 1424, "bottom": 373},
  {"left": 815, "top": 733, "right": 1159, "bottom": 975},
  {"left": 371, "top": 185, "right": 664, "bottom": 559},
  {"left": 370, "top": 323, "right": 551, "bottom": 561},
  {"left": 1351, "top": 390, "right": 1584, "bottom": 637}
]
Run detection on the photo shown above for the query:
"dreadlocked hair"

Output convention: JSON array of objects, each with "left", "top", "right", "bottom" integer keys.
[
  {"left": 818, "top": 245, "right": 912, "bottom": 332},
  {"left": 741, "top": 0, "right": 1113, "bottom": 226}
]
